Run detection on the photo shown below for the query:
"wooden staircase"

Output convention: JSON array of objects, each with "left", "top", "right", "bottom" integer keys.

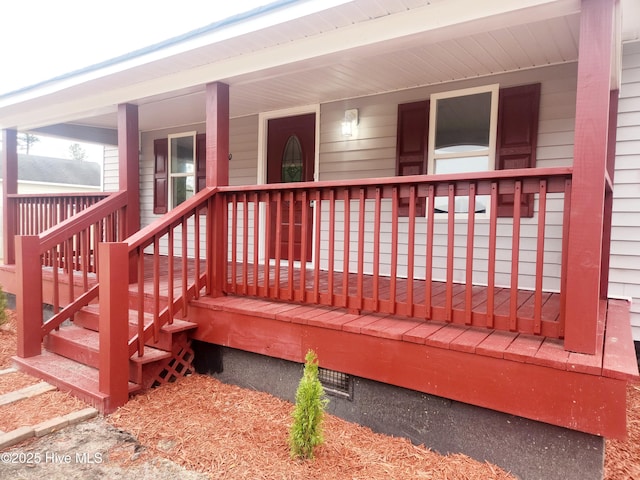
[{"left": 13, "top": 288, "right": 198, "bottom": 413}]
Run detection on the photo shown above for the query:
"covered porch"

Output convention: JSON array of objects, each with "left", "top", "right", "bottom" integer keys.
[{"left": 0, "top": 0, "right": 638, "bottom": 446}]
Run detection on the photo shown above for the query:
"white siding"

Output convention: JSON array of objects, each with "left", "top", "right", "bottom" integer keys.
[
  {"left": 229, "top": 116, "right": 259, "bottom": 186},
  {"left": 317, "top": 63, "right": 577, "bottom": 290},
  {"left": 137, "top": 117, "right": 259, "bottom": 257},
  {"left": 134, "top": 64, "right": 577, "bottom": 294},
  {"left": 103, "top": 147, "right": 119, "bottom": 192},
  {"left": 610, "top": 41, "right": 640, "bottom": 341}
]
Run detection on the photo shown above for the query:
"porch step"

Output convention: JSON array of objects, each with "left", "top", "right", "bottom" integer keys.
[
  {"left": 12, "top": 350, "right": 140, "bottom": 413},
  {"left": 74, "top": 305, "right": 198, "bottom": 351},
  {"left": 44, "top": 324, "right": 172, "bottom": 385}
]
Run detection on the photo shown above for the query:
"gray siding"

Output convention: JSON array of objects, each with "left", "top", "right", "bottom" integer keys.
[{"left": 610, "top": 40, "right": 640, "bottom": 341}]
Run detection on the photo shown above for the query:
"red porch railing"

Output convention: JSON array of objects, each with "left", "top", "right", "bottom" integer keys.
[
  {"left": 15, "top": 191, "right": 128, "bottom": 356},
  {"left": 125, "top": 187, "right": 215, "bottom": 357},
  {"left": 219, "top": 167, "right": 573, "bottom": 339},
  {"left": 7, "top": 192, "right": 109, "bottom": 238},
  {"left": 12, "top": 167, "right": 574, "bottom": 406}
]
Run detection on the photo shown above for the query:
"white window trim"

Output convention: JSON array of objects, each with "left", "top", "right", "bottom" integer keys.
[
  {"left": 427, "top": 84, "right": 499, "bottom": 219},
  {"left": 168, "top": 131, "right": 197, "bottom": 209},
  {"left": 256, "top": 105, "right": 320, "bottom": 267},
  {"left": 427, "top": 84, "right": 499, "bottom": 175}
]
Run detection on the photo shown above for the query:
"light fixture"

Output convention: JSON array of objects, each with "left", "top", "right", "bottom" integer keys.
[{"left": 341, "top": 108, "right": 359, "bottom": 136}]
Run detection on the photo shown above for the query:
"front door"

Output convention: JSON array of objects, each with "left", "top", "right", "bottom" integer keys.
[{"left": 267, "top": 113, "right": 315, "bottom": 262}]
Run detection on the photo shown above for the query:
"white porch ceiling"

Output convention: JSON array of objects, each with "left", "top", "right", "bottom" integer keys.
[{"left": 1, "top": 0, "right": 631, "bottom": 136}]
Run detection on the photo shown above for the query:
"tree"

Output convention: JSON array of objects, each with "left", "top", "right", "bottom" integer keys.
[
  {"left": 17, "top": 133, "right": 40, "bottom": 154},
  {"left": 289, "top": 350, "right": 328, "bottom": 459},
  {"left": 69, "top": 143, "right": 88, "bottom": 161}
]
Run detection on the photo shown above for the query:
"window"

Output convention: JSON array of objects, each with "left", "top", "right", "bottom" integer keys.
[
  {"left": 169, "top": 133, "right": 196, "bottom": 208},
  {"left": 428, "top": 85, "right": 498, "bottom": 213},
  {"left": 153, "top": 133, "right": 206, "bottom": 214},
  {"left": 396, "top": 83, "right": 540, "bottom": 218}
]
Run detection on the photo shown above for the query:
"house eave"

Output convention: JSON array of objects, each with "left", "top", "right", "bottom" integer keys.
[{"left": 0, "top": 0, "right": 583, "bottom": 132}]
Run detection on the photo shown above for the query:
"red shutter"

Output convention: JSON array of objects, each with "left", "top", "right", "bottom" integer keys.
[
  {"left": 153, "top": 138, "right": 168, "bottom": 214},
  {"left": 495, "top": 83, "right": 541, "bottom": 218},
  {"left": 396, "top": 100, "right": 429, "bottom": 216},
  {"left": 196, "top": 133, "right": 206, "bottom": 192}
]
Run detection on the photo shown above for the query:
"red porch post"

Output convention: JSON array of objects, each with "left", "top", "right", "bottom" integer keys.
[
  {"left": 2, "top": 129, "right": 18, "bottom": 264},
  {"left": 564, "top": 0, "right": 616, "bottom": 354},
  {"left": 15, "top": 236, "right": 42, "bottom": 357},
  {"left": 600, "top": 89, "right": 619, "bottom": 298},
  {"left": 98, "top": 242, "right": 130, "bottom": 411},
  {"left": 118, "top": 103, "right": 140, "bottom": 282},
  {"left": 205, "top": 82, "right": 230, "bottom": 297}
]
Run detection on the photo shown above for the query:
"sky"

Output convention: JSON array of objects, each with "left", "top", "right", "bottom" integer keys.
[
  {"left": 0, "top": 0, "right": 269, "bottom": 162},
  {"left": 0, "top": 0, "right": 269, "bottom": 95}
]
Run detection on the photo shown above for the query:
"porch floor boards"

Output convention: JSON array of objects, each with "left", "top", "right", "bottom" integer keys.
[
  {"left": 140, "top": 255, "right": 562, "bottom": 338},
  {"left": 190, "top": 294, "right": 626, "bottom": 378},
  {"left": 138, "top": 255, "right": 638, "bottom": 381}
]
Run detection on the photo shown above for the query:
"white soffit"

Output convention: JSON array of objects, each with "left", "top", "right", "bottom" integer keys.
[{"left": 0, "top": 0, "right": 584, "bottom": 130}]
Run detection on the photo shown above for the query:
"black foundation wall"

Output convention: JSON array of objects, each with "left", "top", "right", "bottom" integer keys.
[{"left": 195, "top": 344, "right": 605, "bottom": 480}]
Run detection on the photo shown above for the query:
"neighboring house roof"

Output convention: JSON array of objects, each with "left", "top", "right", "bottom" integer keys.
[{"left": 0, "top": 152, "right": 101, "bottom": 187}]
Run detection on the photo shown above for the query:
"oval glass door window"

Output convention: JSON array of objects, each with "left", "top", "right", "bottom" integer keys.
[{"left": 281, "top": 135, "right": 303, "bottom": 183}]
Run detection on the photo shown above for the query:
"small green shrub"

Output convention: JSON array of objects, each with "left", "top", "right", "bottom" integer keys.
[
  {"left": 0, "top": 286, "right": 7, "bottom": 327},
  {"left": 289, "top": 350, "right": 328, "bottom": 459}
]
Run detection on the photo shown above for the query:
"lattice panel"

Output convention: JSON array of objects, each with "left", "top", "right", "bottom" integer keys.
[{"left": 150, "top": 340, "right": 195, "bottom": 388}]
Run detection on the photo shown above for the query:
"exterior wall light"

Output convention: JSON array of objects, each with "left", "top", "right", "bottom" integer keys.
[{"left": 341, "top": 108, "right": 359, "bottom": 136}]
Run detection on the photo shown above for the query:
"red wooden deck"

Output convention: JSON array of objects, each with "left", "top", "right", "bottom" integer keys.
[{"left": 134, "top": 255, "right": 563, "bottom": 338}]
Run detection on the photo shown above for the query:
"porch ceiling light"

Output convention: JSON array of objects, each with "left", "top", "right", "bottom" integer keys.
[{"left": 341, "top": 108, "right": 359, "bottom": 136}]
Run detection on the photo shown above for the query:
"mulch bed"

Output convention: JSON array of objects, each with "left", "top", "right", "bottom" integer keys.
[
  {"left": 108, "top": 374, "right": 516, "bottom": 479},
  {"left": 0, "top": 306, "right": 638, "bottom": 478},
  {"left": 0, "top": 371, "right": 39, "bottom": 395},
  {"left": 605, "top": 381, "right": 640, "bottom": 479},
  {"left": 0, "top": 310, "right": 18, "bottom": 368},
  {"left": 0, "top": 390, "right": 88, "bottom": 432}
]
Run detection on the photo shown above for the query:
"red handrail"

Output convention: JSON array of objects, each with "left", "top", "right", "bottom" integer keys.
[
  {"left": 125, "top": 187, "right": 217, "bottom": 357},
  {"left": 37, "top": 191, "right": 128, "bottom": 336}
]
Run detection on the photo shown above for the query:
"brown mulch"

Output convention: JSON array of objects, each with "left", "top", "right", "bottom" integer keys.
[
  {"left": 0, "top": 390, "right": 88, "bottom": 432},
  {"left": 605, "top": 380, "right": 640, "bottom": 479},
  {"left": 108, "top": 374, "right": 516, "bottom": 479},
  {"left": 0, "top": 310, "right": 90, "bottom": 432},
  {"left": 0, "top": 310, "right": 17, "bottom": 368},
  {"left": 0, "top": 371, "right": 39, "bottom": 395}
]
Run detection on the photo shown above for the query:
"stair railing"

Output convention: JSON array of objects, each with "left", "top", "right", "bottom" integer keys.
[
  {"left": 15, "top": 191, "right": 128, "bottom": 357},
  {"left": 125, "top": 187, "right": 217, "bottom": 357}
]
